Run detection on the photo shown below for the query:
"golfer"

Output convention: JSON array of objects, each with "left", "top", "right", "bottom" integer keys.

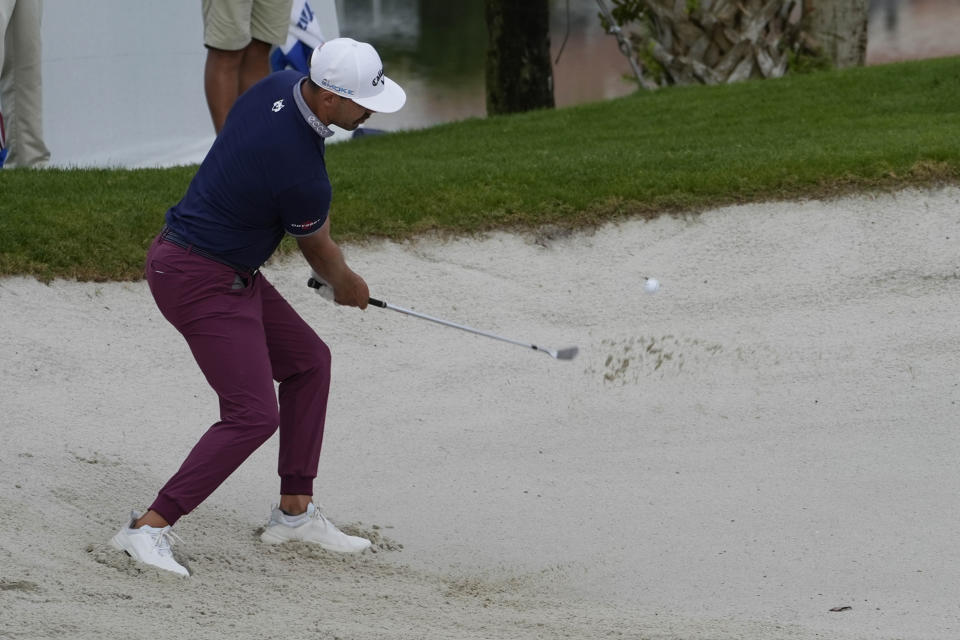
[{"left": 111, "top": 38, "right": 406, "bottom": 577}]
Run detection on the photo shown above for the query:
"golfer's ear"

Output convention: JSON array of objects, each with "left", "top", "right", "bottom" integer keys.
[{"left": 319, "top": 91, "right": 339, "bottom": 108}]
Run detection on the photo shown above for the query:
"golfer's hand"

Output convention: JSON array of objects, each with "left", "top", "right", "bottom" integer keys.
[{"left": 333, "top": 272, "right": 369, "bottom": 309}]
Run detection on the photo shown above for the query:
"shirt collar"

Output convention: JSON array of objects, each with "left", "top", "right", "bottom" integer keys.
[{"left": 294, "top": 78, "right": 334, "bottom": 139}]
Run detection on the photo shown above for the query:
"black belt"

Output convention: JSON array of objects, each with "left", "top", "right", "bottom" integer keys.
[{"left": 159, "top": 226, "right": 258, "bottom": 275}]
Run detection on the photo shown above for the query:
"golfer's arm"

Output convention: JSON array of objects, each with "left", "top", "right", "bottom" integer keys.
[
  {"left": 296, "top": 218, "right": 369, "bottom": 308},
  {"left": 297, "top": 219, "right": 348, "bottom": 281}
]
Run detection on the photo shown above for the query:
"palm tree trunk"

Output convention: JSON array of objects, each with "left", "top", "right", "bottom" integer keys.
[
  {"left": 485, "top": 0, "right": 555, "bottom": 115},
  {"left": 807, "top": 0, "right": 869, "bottom": 68}
]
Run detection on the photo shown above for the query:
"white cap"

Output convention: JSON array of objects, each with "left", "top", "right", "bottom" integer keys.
[{"left": 309, "top": 38, "right": 406, "bottom": 113}]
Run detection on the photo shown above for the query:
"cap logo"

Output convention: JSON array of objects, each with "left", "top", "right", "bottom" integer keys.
[
  {"left": 320, "top": 78, "right": 354, "bottom": 96},
  {"left": 372, "top": 68, "right": 384, "bottom": 86}
]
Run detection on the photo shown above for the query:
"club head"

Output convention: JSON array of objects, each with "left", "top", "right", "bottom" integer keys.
[
  {"left": 554, "top": 346, "right": 579, "bottom": 360},
  {"left": 536, "top": 345, "right": 578, "bottom": 360}
]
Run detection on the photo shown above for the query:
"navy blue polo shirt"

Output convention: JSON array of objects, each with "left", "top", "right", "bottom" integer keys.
[{"left": 165, "top": 70, "right": 331, "bottom": 270}]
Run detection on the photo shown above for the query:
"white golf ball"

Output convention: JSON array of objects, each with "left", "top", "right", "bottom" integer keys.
[{"left": 644, "top": 278, "right": 660, "bottom": 294}]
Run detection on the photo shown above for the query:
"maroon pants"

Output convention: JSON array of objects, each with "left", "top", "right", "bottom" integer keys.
[{"left": 145, "top": 235, "right": 331, "bottom": 525}]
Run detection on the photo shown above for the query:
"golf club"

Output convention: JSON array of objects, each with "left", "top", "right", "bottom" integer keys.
[{"left": 307, "top": 276, "right": 578, "bottom": 361}]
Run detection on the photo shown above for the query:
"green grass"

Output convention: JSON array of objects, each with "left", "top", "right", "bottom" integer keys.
[{"left": 2, "top": 56, "right": 958, "bottom": 281}]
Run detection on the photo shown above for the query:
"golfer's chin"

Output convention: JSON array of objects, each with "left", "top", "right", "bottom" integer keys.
[{"left": 339, "top": 118, "right": 369, "bottom": 132}]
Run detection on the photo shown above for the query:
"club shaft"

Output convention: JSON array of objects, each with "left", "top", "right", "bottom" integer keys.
[
  {"left": 369, "top": 297, "right": 543, "bottom": 353},
  {"left": 307, "top": 277, "right": 567, "bottom": 357}
]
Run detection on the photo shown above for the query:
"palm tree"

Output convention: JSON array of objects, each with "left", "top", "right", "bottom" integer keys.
[
  {"left": 484, "top": 0, "right": 555, "bottom": 115},
  {"left": 600, "top": 0, "right": 867, "bottom": 88}
]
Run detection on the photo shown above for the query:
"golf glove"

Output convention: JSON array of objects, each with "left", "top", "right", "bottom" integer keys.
[{"left": 310, "top": 271, "right": 336, "bottom": 302}]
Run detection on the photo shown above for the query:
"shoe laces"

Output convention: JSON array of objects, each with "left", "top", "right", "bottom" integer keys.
[
  {"left": 272, "top": 503, "right": 333, "bottom": 528},
  {"left": 308, "top": 503, "right": 337, "bottom": 527},
  {"left": 149, "top": 526, "right": 184, "bottom": 557}
]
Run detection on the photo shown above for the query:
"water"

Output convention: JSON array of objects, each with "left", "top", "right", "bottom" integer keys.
[
  {"left": 31, "top": 0, "right": 960, "bottom": 168},
  {"left": 332, "top": 0, "right": 638, "bottom": 134},
  {"left": 866, "top": 0, "right": 960, "bottom": 64},
  {"left": 40, "top": 1, "right": 213, "bottom": 168}
]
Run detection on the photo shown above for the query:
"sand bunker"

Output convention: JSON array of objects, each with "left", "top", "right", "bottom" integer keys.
[{"left": 2, "top": 187, "right": 959, "bottom": 639}]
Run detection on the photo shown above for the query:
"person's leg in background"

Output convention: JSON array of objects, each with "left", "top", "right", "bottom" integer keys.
[
  {"left": 202, "top": 0, "right": 291, "bottom": 133},
  {"left": 237, "top": 39, "right": 272, "bottom": 96},
  {"left": 0, "top": 0, "right": 8, "bottom": 168},
  {"left": 202, "top": 0, "right": 253, "bottom": 133},
  {"left": 0, "top": 0, "right": 51, "bottom": 168},
  {"left": 243, "top": 0, "right": 291, "bottom": 92}
]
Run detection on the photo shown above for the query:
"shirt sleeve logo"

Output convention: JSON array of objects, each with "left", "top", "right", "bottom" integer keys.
[
  {"left": 290, "top": 218, "right": 323, "bottom": 230},
  {"left": 272, "top": 99, "right": 286, "bottom": 113}
]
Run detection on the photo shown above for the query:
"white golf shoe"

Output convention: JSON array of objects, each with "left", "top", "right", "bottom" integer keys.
[
  {"left": 110, "top": 511, "right": 189, "bottom": 577},
  {"left": 260, "top": 503, "right": 371, "bottom": 553}
]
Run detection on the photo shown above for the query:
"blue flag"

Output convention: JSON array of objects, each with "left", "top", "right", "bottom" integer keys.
[{"left": 271, "top": 0, "right": 330, "bottom": 74}]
